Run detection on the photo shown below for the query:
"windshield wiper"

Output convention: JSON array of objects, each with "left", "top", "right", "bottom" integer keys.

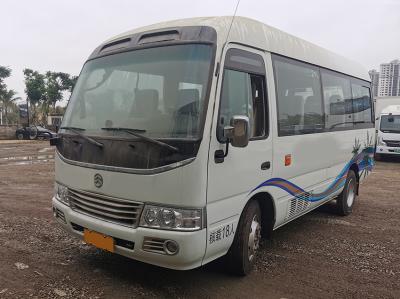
[
  {"left": 101, "top": 127, "right": 179, "bottom": 153},
  {"left": 60, "top": 126, "right": 104, "bottom": 148}
]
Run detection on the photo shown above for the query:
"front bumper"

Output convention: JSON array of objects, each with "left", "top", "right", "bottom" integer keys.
[
  {"left": 376, "top": 145, "right": 400, "bottom": 155},
  {"left": 52, "top": 197, "right": 206, "bottom": 270}
]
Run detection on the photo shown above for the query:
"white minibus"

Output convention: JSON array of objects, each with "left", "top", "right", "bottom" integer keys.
[
  {"left": 376, "top": 105, "right": 400, "bottom": 157},
  {"left": 51, "top": 17, "right": 375, "bottom": 275}
]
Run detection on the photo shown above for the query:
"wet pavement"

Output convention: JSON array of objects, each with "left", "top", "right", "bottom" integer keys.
[{"left": 0, "top": 141, "right": 54, "bottom": 166}]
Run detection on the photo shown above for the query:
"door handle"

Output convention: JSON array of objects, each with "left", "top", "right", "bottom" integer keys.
[{"left": 261, "top": 161, "right": 271, "bottom": 170}]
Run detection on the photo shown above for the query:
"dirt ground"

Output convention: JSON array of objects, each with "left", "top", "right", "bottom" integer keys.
[{"left": 0, "top": 141, "right": 399, "bottom": 299}]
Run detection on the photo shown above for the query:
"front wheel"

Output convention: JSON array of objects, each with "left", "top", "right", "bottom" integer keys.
[
  {"left": 226, "top": 200, "right": 262, "bottom": 276},
  {"left": 337, "top": 170, "right": 357, "bottom": 216}
]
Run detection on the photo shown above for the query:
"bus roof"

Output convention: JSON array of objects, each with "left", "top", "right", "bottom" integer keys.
[{"left": 105, "top": 16, "right": 370, "bottom": 82}]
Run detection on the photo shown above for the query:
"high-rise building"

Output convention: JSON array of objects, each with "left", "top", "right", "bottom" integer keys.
[
  {"left": 369, "top": 69, "right": 379, "bottom": 98},
  {"left": 377, "top": 60, "right": 400, "bottom": 97}
]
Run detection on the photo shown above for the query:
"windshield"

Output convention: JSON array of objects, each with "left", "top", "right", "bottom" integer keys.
[
  {"left": 380, "top": 115, "right": 400, "bottom": 132},
  {"left": 62, "top": 44, "right": 213, "bottom": 139}
]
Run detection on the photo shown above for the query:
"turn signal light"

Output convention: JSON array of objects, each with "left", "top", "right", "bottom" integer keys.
[{"left": 285, "top": 154, "right": 292, "bottom": 166}]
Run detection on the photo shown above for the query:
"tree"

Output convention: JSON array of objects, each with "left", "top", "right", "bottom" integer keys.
[
  {"left": 24, "top": 69, "right": 77, "bottom": 124},
  {"left": 23, "top": 69, "right": 45, "bottom": 122},
  {"left": 45, "top": 71, "right": 78, "bottom": 108},
  {"left": 45, "top": 72, "right": 67, "bottom": 109},
  {"left": 0, "top": 66, "right": 12, "bottom": 99},
  {"left": 0, "top": 89, "right": 20, "bottom": 125},
  {"left": 0, "top": 66, "right": 20, "bottom": 125},
  {"left": 0, "top": 66, "right": 11, "bottom": 79}
]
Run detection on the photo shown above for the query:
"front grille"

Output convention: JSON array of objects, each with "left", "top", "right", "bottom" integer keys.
[
  {"left": 383, "top": 140, "right": 400, "bottom": 147},
  {"left": 68, "top": 189, "right": 143, "bottom": 227}
]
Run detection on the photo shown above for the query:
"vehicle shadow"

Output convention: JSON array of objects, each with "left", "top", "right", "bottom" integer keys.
[
  {"left": 77, "top": 204, "right": 340, "bottom": 292},
  {"left": 74, "top": 199, "right": 348, "bottom": 297},
  {"left": 376, "top": 155, "right": 400, "bottom": 163},
  {"left": 78, "top": 249, "right": 246, "bottom": 298}
]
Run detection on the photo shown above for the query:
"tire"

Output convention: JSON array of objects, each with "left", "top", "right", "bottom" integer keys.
[
  {"left": 226, "top": 200, "right": 262, "bottom": 276},
  {"left": 337, "top": 170, "right": 357, "bottom": 216},
  {"left": 29, "top": 126, "right": 38, "bottom": 140},
  {"left": 16, "top": 133, "right": 24, "bottom": 140}
]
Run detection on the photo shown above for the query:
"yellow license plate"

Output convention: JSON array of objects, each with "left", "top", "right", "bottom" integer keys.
[{"left": 83, "top": 229, "right": 114, "bottom": 253}]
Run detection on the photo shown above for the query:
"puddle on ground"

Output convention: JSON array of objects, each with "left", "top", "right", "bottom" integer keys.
[
  {"left": 38, "top": 147, "right": 53, "bottom": 153},
  {"left": 0, "top": 155, "right": 54, "bottom": 166},
  {"left": 0, "top": 147, "right": 17, "bottom": 151}
]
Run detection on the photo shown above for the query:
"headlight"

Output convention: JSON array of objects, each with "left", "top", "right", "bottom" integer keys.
[
  {"left": 54, "top": 182, "right": 69, "bottom": 206},
  {"left": 139, "top": 205, "right": 203, "bottom": 231},
  {"left": 378, "top": 137, "right": 386, "bottom": 146}
]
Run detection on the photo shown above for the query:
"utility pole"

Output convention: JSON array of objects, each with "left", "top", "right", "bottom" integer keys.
[{"left": 0, "top": 106, "right": 3, "bottom": 125}]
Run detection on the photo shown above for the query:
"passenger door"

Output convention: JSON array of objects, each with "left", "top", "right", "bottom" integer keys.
[{"left": 205, "top": 45, "right": 272, "bottom": 258}]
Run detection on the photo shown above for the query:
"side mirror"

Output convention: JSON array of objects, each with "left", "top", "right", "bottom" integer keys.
[{"left": 223, "top": 115, "right": 250, "bottom": 148}]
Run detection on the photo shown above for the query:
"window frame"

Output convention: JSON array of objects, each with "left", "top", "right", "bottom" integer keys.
[
  {"left": 349, "top": 78, "right": 374, "bottom": 129},
  {"left": 272, "top": 54, "right": 325, "bottom": 137},
  {"left": 321, "top": 68, "right": 355, "bottom": 132},
  {"left": 216, "top": 48, "right": 269, "bottom": 143},
  {"left": 271, "top": 53, "right": 373, "bottom": 136}
]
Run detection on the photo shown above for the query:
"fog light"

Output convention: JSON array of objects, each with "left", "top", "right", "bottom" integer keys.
[
  {"left": 163, "top": 240, "right": 179, "bottom": 255},
  {"left": 53, "top": 207, "right": 66, "bottom": 224}
]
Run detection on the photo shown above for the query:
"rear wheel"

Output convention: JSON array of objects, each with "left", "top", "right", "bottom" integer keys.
[
  {"left": 337, "top": 170, "right": 357, "bottom": 216},
  {"left": 29, "top": 126, "right": 38, "bottom": 140},
  {"left": 226, "top": 200, "right": 262, "bottom": 276}
]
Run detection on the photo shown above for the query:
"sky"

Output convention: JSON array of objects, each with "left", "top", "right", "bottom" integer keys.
[{"left": 1, "top": 0, "right": 400, "bottom": 105}]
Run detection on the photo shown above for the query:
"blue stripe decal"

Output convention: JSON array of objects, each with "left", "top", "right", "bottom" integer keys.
[{"left": 250, "top": 145, "right": 374, "bottom": 202}]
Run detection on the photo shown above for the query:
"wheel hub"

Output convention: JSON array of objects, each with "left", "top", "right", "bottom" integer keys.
[
  {"left": 248, "top": 215, "right": 261, "bottom": 262},
  {"left": 347, "top": 178, "right": 355, "bottom": 207}
]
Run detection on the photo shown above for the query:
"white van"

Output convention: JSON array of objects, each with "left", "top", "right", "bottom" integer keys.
[
  {"left": 376, "top": 105, "right": 400, "bottom": 157},
  {"left": 51, "top": 17, "right": 375, "bottom": 275}
]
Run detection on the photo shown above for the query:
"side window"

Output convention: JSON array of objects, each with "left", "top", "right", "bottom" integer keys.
[
  {"left": 217, "top": 49, "right": 267, "bottom": 141},
  {"left": 321, "top": 71, "right": 353, "bottom": 130},
  {"left": 273, "top": 56, "right": 324, "bottom": 136},
  {"left": 351, "top": 82, "right": 373, "bottom": 125},
  {"left": 179, "top": 82, "right": 203, "bottom": 98}
]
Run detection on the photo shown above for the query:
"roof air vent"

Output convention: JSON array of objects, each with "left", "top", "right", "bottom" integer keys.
[
  {"left": 100, "top": 38, "right": 131, "bottom": 53},
  {"left": 138, "top": 30, "right": 179, "bottom": 44}
]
